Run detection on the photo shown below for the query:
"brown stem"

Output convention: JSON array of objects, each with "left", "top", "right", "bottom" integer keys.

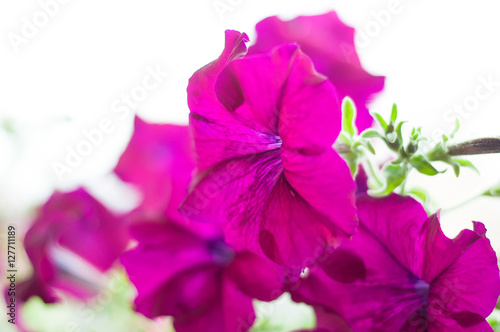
[
  {"left": 447, "top": 137, "right": 500, "bottom": 156},
  {"left": 334, "top": 142, "right": 352, "bottom": 154}
]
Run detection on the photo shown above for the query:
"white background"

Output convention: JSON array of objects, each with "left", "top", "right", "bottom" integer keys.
[{"left": 1, "top": 0, "right": 500, "bottom": 251}]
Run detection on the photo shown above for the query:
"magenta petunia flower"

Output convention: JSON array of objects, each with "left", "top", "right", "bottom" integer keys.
[
  {"left": 114, "top": 116, "right": 195, "bottom": 218},
  {"left": 291, "top": 194, "right": 500, "bottom": 331},
  {"left": 248, "top": 12, "right": 385, "bottom": 131},
  {"left": 15, "top": 188, "right": 129, "bottom": 303},
  {"left": 120, "top": 214, "right": 283, "bottom": 332},
  {"left": 179, "top": 30, "right": 357, "bottom": 269}
]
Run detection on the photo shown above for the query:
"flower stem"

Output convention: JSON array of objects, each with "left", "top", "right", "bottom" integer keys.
[
  {"left": 441, "top": 193, "right": 484, "bottom": 214},
  {"left": 361, "top": 155, "right": 383, "bottom": 189},
  {"left": 448, "top": 137, "right": 500, "bottom": 156}
]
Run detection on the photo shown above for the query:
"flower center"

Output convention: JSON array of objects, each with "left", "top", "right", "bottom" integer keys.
[
  {"left": 414, "top": 279, "right": 430, "bottom": 300},
  {"left": 208, "top": 240, "right": 235, "bottom": 266}
]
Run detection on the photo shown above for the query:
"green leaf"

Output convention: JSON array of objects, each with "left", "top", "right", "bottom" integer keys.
[
  {"left": 451, "top": 161, "right": 460, "bottom": 177},
  {"left": 390, "top": 156, "right": 405, "bottom": 164},
  {"left": 346, "top": 156, "right": 358, "bottom": 176},
  {"left": 360, "top": 140, "right": 376, "bottom": 154},
  {"left": 395, "top": 121, "right": 406, "bottom": 143},
  {"left": 407, "top": 187, "right": 430, "bottom": 204},
  {"left": 372, "top": 112, "right": 388, "bottom": 131},
  {"left": 341, "top": 97, "right": 357, "bottom": 137},
  {"left": 484, "top": 184, "right": 500, "bottom": 197},
  {"left": 409, "top": 155, "right": 440, "bottom": 175},
  {"left": 360, "top": 129, "right": 384, "bottom": 139},
  {"left": 370, "top": 164, "right": 406, "bottom": 196},
  {"left": 390, "top": 103, "right": 398, "bottom": 123},
  {"left": 450, "top": 117, "right": 460, "bottom": 139},
  {"left": 453, "top": 158, "right": 479, "bottom": 174}
]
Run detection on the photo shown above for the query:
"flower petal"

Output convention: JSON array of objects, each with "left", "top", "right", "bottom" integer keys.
[
  {"left": 277, "top": 46, "right": 341, "bottom": 154},
  {"left": 179, "top": 150, "right": 281, "bottom": 253},
  {"left": 188, "top": 30, "right": 278, "bottom": 173},
  {"left": 282, "top": 147, "right": 357, "bottom": 237},
  {"left": 172, "top": 274, "right": 255, "bottom": 332},
  {"left": 356, "top": 194, "right": 428, "bottom": 277},
  {"left": 426, "top": 222, "right": 500, "bottom": 329},
  {"left": 120, "top": 222, "right": 218, "bottom": 318},
  {"left": 226, "top": 251, "right": 283, "bottom": 301},
  {"left": 215, "top": 45, "right": 295, "bottom": 135},
  {"left": 114, "top": 116, "right": 195, "bottom": 218},
  {"left": 422, "top": 214, "right": 489, "bottom": 282},
  {"left": 315, "top": 306, "right": 352, "bottom": 332},
  {"left": 248, "top": 12, "right": 385, "bottom": 131},
  {"left": 292, "top": 219, "right": 426, "bottom": 331}
]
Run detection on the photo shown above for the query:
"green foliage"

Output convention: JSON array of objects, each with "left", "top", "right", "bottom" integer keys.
[
  {"left": 370, "top": 163, "right": 406, "bottom": 196},
  {"left": 484, "top": 183, "right": 500, "bottom": 197},
  {"left": 338, "top": 97, "right": 376, "bottom": 175},
  {"left": 336, "top": 101, "right": 483, "bottom": 197},
  {"left": 409, "top": 154, "right": 440, "bottom": 176},
  {"left": 341, "top": 97, "right": 357, "bottom": 138}
]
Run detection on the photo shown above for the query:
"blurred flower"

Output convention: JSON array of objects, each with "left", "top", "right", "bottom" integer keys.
[
  {"left": 292, "top": 194, "right": 500, "bottom": 331},
  {"left": 114, "top": 116, "right": 195, "bottom": 218},
  {"left": 248, "top": 12, "right": 385, "bottom": 131},
  {"left": 121, "top": 214, "right": 283, "bottom": 332},
  {"left": 14, "top": 188, "right": 129, "bottom": 303},
  {"left": 180, "top": 30, "right": 357, "bottom": 269}
]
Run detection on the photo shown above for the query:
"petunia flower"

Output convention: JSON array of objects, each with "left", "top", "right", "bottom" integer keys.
[
  {"left": 248, "top": 12, "right": 385, "bottom": 131},
  {"left": 180, "top": 30, "right": 357, "bottom": 269},
  {"left": 291, "top": 194, "right": 500, "bottom": 331},
  {"left": 114, "top": 116, "right": 195, "bottom": 218},
  {"left": 15, "top": 188, "right": 129, "bottom": 303},
  {"left": 120, "top": 214, "right": 283, "bottom": 332}
]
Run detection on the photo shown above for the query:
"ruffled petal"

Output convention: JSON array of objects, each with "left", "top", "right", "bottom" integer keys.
[
  {"left": 188, "top": 30, "right": 278, "bottom": 173},
  {"left": 215, "top": 45, "right": 294, "bottom": 135},
  {"left": 426, "top": 222, "right": 500, "bottom": 330},
  {"left": 292, "top": 263, "right": 422, "bottom": 331},
  {"left": 291, "top": 218, "right": 426, "bottom": 330},
  {"left": 277, "top": 45, "right": 341, "bottom": 154},
  {"left": 422, "top": 214, "right": 489, "bottom": 282},
  {"left": 248, "top": 12, "right": 385, "bottom": 131}
]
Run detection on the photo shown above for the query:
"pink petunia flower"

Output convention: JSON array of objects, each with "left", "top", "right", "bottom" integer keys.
[
  {"left": 15, "top": 188, "right": 129, "bottom": 303},
  {"left": 291, "top": 194, "right": 500, "bottom": 331},
  {"left": 114, "top": 116, "right": 195, "bottom": 218},
  {"left": 120, "top": 214, "right": 283, "bottom": 332},
  {"left": 179, "top": 30, "right": 357, "bottom": 269},
  {"left": 248, "top": 12, "right": 385, "bottom": 131}
]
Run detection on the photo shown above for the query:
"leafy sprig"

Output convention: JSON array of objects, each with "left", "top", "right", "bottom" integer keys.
[{"left": 337, "top": 98, "right": 483, "bottom": 198}]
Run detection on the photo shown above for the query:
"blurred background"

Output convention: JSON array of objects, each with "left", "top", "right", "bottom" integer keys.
[{"left": 1, "top": 0, "right": 499, "bottom": 331}]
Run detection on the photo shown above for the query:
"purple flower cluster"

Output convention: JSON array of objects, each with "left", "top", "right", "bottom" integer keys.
[{"left": 12, "top": 12, "right": 499, "bottom": 332}]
